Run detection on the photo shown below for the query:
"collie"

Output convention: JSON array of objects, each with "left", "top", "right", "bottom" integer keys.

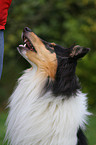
[{"left": 6, "top": 27, "right": 90, "bottom": 145}]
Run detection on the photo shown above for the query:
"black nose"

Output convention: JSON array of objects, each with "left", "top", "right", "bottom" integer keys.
[{"left": 23, "top": 27, "right": 32, "bottom": 32}]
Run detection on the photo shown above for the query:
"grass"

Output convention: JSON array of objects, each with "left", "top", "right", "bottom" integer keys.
[{"left": 0, "top": 108, "right": 96, "bottom": 145}]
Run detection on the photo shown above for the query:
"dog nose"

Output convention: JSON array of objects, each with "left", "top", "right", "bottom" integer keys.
[{"left": 23, "top": 27, "right": 32, "bottom": 32}]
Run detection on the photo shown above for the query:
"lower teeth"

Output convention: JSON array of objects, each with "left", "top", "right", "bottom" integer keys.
[{"left": 24, "top": 44, "right": 26, "bottom": 47}]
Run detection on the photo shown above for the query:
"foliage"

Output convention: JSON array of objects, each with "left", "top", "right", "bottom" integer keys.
[
  {"left": 0, "top": 0, "right": 96, "bottom": 107},
  {"left": 0, "top": 112, "right": 8, "bottom": 145}
]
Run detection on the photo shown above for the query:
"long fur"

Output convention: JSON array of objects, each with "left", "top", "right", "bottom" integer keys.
[
  {"left": 6, "top": 28, "right": 90, "bottom": 145},
  {"left": 6, "top": 67, "right": 89, "bottom": 145}
]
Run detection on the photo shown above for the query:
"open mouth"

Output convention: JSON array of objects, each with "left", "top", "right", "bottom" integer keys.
[{"left": 19, "top": 35, "right": 37, "bottom": 53}]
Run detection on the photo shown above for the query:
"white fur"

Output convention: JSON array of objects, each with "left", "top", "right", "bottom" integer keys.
[{"left": 6, "top": 68, "right": 89, "bottom": 145}]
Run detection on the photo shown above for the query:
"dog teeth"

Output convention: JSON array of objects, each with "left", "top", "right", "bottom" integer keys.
[
  {"left": 24, "top": 39, "right": 27, "bottom": 43},
  {"left": 19, "top": 44, "right": 24, "bottom": 47},
  {"left": 24, "top": 44, "right": 26, "bottom": 47}
]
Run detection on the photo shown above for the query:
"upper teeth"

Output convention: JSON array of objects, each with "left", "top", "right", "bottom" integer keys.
[{"left": 24, "top": 39, "right": 27, "bottom": 43}]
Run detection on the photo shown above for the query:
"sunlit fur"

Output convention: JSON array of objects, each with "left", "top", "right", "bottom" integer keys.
[{"left": 6, "top": 28, "right": 90, "bottom": 145}]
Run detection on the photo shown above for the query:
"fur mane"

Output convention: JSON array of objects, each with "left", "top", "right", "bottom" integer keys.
[{"left": 6, "top": 67, "right": 89, "bottom": 145}]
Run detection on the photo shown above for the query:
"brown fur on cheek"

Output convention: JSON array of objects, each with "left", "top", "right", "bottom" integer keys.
[{"left": 26, "top": 51, "right": 57, "bottom": 80}]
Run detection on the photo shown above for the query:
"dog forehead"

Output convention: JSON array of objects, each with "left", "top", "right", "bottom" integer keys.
[{"left": 54, "top": 44, "right": 71, "bottom": 57}]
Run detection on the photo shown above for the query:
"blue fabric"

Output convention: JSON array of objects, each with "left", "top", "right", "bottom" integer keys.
[{"left": 0, "top": 30, "right": 4, "bottom": 79}]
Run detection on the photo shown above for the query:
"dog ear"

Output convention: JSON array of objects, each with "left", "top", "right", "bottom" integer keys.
[{"left": 70, "top": 45, "right": 90, "bottom": 59}]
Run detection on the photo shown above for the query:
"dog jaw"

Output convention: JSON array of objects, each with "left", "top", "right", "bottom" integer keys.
[{"left": 18, "top": 31, "right": 57, "bottom": 80}]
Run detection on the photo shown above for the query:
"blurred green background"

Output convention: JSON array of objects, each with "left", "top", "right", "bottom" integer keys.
[{"left": 0, "top": 0, "right": 96, "bottom": 144}]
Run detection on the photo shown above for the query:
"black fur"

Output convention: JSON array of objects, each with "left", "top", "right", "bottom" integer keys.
[
  {"left": 77, "top": 128, "right": 88, "bottom": 145},
  {"left": 53, "top": 45, "right": 81, "bottom": 97},
  {"left": 52, "top": 57, "right": 80, "bottom": 97},
  {"left": 44, "top": 44, "right": 90, "bottom": 98},
  {"left": 45, "top": 44, "right": 81, "bottom": 98}
]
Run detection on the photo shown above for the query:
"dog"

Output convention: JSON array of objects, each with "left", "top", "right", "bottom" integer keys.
[{"left": 6, "top": 27, "right": 90, "bottom": 145}]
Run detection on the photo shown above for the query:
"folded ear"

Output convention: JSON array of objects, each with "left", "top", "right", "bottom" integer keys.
[{"left": 70, "top": 45, "right": 90, "bottom": 59}]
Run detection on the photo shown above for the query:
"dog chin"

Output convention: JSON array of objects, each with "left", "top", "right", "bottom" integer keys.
[
  {"left": 17, "top": 47, "right": 27, "bottom": 58},
  {"left": 17, "top": 47, "right": 36, "bottom": 68}
]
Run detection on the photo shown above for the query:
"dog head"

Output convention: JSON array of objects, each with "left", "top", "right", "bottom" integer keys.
[
  {"left": 18, "top": 27, "right": 90, "bottom": 96},
  {"left": 18, "top": 27, "right": 89, "bottom": 78}
]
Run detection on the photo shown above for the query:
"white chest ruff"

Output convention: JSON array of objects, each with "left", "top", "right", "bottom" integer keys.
[{"left": 6, "top": 70, "right": 89, "bottom": 145}]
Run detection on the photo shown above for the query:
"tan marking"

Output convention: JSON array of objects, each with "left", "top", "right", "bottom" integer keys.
[
  {"left": 50, "top": 42, "right": 56, "bottom": 46},
  {"left": 25, "top": 32, "right": 57, "bottom": 80}
]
